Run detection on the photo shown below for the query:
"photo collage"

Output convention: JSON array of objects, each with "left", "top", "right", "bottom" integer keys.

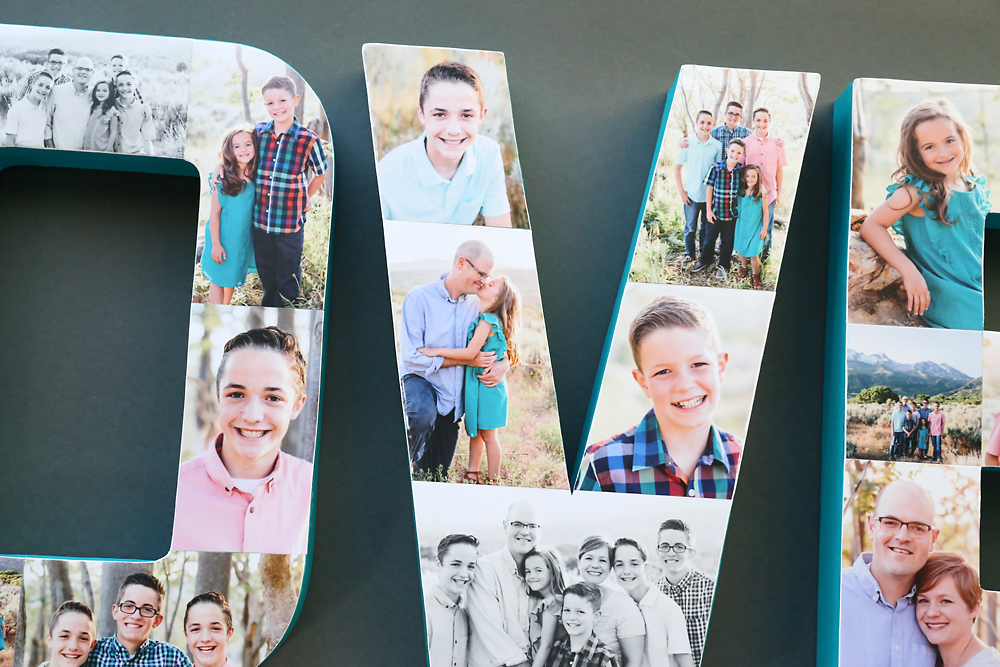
[
  {"left": 840, "top": 77, "right": 1000, "bottom": 665},
  {"left": 0, "top": 23, "right": 333, "bottom": 667}
]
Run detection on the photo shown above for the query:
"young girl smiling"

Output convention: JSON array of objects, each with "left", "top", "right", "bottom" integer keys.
[
  {"left": 519, "top": 547, "right": 567, "bottom": 667},
  {"left": 82, "top": 80, "right": 118, "bottom": 152}
]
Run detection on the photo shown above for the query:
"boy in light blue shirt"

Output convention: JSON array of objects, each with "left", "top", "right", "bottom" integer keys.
[
  {"left": 890, "top": 402, "right": 906, "bottom": 460},
  {"left": 674, "top": 110, "right": 723, "bottom": 264}
]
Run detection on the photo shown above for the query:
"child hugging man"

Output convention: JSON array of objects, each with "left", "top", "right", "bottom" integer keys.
[
  {"left": 84, "top": 572, "right": 191, "bottom": 666},
  {"left": 576, "top": 294, "right": 742, "bottom": 498},
  {"left": 252, "top": 75, "right": 328, "bottom": 308},
  {"left": 674, "top": 110, "right": 723, "bottom": 265},
  {"left": 694, "top": 139, "right": 745, "bottom": 280},
  {"left": 545, "top": 583, "right": 620, "bottom": 667}
]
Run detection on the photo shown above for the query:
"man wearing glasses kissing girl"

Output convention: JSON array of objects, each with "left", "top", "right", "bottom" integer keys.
[{"left": 840, "top": 479, "right": 940, "bottom": 667}]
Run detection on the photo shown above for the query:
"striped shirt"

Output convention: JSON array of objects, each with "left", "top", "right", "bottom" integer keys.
[
  {"left": 656, "top": 570, "right": 716, "bottom": 667},
  {"left": 84, "top": 635, "right": 191, "bottom": 667},
  {"left": 704, "top": 159, "right": 743, "bottom": 221},
  {"left": 253, "top": 118, "right": 327, "bottom": 234},
  {"left": 576, "top": 409, "right": 741, "bottom": 498},
  {"left": 546, "top": 633, "right": 620, "bottom": 667}
]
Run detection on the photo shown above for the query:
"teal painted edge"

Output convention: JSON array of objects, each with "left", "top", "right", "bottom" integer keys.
[
  {"left": 987, "top": 212, "right": 1000, "bottom": 229},
  {"left": 0, "top": 146, "right": 199, "bottom": 179},
  {"left": 571, "top": 72, "right": 681, "bottom": 483},
  {"left": 818, "top": 83, "right": 853, "bottom": 667}
]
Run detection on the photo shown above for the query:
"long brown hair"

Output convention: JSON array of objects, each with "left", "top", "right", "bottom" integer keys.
[
  {"left": 218, "top": 126, "right": 259, "bottom": 197},
  {"left": 892, "top": 100, "right": 975, "bottom": 227},
  {"left": 484, "top": 275, "right": 521, "bottom": 367},
  {"left": 739, "top": 164, "right": 765, "bottom": 201}
]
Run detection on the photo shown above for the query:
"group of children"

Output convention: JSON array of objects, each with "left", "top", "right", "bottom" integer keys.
[
  {"left": 202, "top": 75, "right": 327, "bottom": 308},
  {"left": 427, "top": 520, "right": 715, "bottom": 667},
  {"left": 674, "top": 101, "right": 787, "bottom": 289},
  {"left": 889, "top": 397, "right": 946, "bottom": 462},
  {"left": 36, "top": 572, "right": 235, "bottom": 667},
  {"left": 4, "top": 49, "right": 154, "bottom": 154}
]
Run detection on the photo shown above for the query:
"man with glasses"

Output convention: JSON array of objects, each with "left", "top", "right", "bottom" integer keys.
[
  {"left": 46, "top": 56, "right": 94, "bottom": 150},
  {"left": 466, "top": 500, "right": 539, "bottom": 667},
  {"left": 840, "top": 479, "right": 939, "bottom": 667},
  {"left": 654, "top": 519, "right": 714, "bottom": 667},
  {"left": 399, "top": 239, "right": 510, "bottom": 476},
  {"left": 85, "top": 571, "right": 191, "bottom": 666},
  {"left": 17, "top": 48, "right": 70, "bottom": 101}
]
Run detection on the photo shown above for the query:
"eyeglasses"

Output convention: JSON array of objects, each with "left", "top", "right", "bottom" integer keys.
[
  {"left": 726, "top": 111, "right": 742, "bottom": 118},
  {"left": 656, "top": 543, "right": 692, "bottom": 554},
  {"left": 465, "top": 258, "right": 490, "bottom": 280},
  {"left": 74, "top": 67, "right": 93, "bottom": 73},
  {"left": 875, "top": 516, "right": 934, "bottom": 537},
  {"left": 509, "top": 521, "right": 540, "bottom": 531},
  {"left": 117, "top": 601, "right": 159, "bottom": 618},
  {"left": 47, "top": 59, "right": 66, "bottom": 67}
]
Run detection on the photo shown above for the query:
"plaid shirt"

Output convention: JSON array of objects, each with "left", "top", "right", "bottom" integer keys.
[
  {"left": 253, "top": 118, "right": 327, "bottom": 234},
  {"left": 709, "top": 123, "right": 751, "bottom": 150},
  {"left": 545, "top": 633, "right": 620, "bottom": 667},
  {"left": 84, "top": 635, "right": 191, "bottom": 667},
  {"left": 704, "top": 159, "right": 743, "bottom": 221},
  {"left": 18, "top": 70, "right": 70, "bottom": 100},
  {"left": 576, "top": 409, "right": 741, "bottom": 498},
  {"left": 656, "top": 569, "right": 716, "bottom": 667}
]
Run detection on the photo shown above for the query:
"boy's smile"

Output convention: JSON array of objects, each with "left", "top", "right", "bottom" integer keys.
[
  {"left": 726, "top": 144, "right": 744, "bottom": 165},
  {"left": 418, "top": 80, "right": 486, "bottom": 169},
  {"left": 116, "top": 75, "right": 135, "bottom": 100},
  {"left": 263, "top": 87, "right": 300, "bottom": 127},
  {"left": 657, "top": 529, "right": 693, "bottom": 579},
  {"left": 613, "top": 545, "right": 646, "bottom": 593},
  {"left": 437, "top": 543, "right": 478, "bottom": 599},
  {"left": 753, "top": 111, "right": 770, "bottom": 136},
  {"left": 48, "top": 612, "right": 95, "bottom": 667},
  {"left": 30, "top": 77, "right": 53, "bottom": 103},
  {"left": 696, "top": 114, "right": 714, "bottom": 137},
  {"left": 561, "top": 593, "right": 598, "bottom": 637},
  {"left": 112, "top": 585, "right": 163, "bottom": 651},
  {"left": 185, "top": 602, "right": 233, "bottom": 667}
]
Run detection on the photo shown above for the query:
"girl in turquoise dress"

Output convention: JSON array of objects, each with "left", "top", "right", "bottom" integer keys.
[
  {"left": 418, "top": 275, "right": 521, "bottom": 482},
  {"left": 859, "top": 100, "right": 991, "bottom": 330},
  {"left": 734, "top": 164, "right": 769, "bottom": 289},
  {"left": 202, "top": 127, "right": 259, "bottom": 305}
]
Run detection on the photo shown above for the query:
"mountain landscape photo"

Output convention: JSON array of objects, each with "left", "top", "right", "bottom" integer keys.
[{"left": 847, "top": 348, "right": 981, "bottom": 398}]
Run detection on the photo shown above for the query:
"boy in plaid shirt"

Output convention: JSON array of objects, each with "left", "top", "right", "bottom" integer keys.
[
  {"left": 545, "top": 583, "right": 619, "bottom": 667},
  {"left": 693, "top": 138, "right": 745, "bottom": 278},
  {"left": 252, "top": 75, "right": 328, "bottom": 307},
  {"left": 654, "top": 519, "right": 716, "bottom": 667},
  {"left": 576, "top": 294, "right": 742, "bottom": 498}
]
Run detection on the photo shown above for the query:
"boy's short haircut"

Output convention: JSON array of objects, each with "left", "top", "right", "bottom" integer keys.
[
  {"left": 695, "top": 109, "right": 713, "bottom": 121},
  {"left": 48, "top": 48, "right": 66, "bottom": 58},
  {"left": 725, "top": 101, "right": 743, "bottom": 112},
  {"left": 35, "top": 71, "right": 54, "bottom": 83},
  {"left": 611, "top": 537, "right": 647, "bottom": 563},
  {"left": 628, "top": 295, "right": 722, "bottom": 367},
  {"left": 111, "top": 54, "right": 126, "bottom": 62},
  {"left": 436, "top": 533, "right": 480, "bottom": 562},
  {"left": 49, "top": 600, "right": 94, "bottom": 635},
  {"left": 658, "top": 518, "right": 694, "bottom": 544},
  {"left": 729, "top": 138, "right": 746, "bottom": 150},
  {"left": 419, "top": 61, "right": 485, "bottom": 110},
  {"left": 563, "top": 582, "right": 603, "bottom": 612},
  {"left": 117, "top": 571, "right": 165, "bottom": 608},
  {"left": 752, "top": 107, "right": 770, "bottom": 120},
  {"left": 262, "top": 75, "right": 297, "bottom": 97},
  {"left": 114, "top": 70, "right": 133, "bottom": 84}
]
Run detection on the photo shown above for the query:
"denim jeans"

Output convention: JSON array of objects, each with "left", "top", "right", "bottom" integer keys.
[
  {"left": 762, "top": 200, "right": 776, "bottom": 256},
  {"left": 930, "top": 435, "right": 942, "bottom": 460},
  {"left": 891, "top": 431, "right": 904, "bottom": 458},
  {"left": 402, "top": 374, "right": 460, "bottom": 475},
  {"left": 701, "top": 217, "right": 736, "bottom": 270},
  {"left": 683, "top": 201, "right": 708, "bottom": 258},
  {"left": 252, "top": 225, "right": 305, "bottom": 307}
]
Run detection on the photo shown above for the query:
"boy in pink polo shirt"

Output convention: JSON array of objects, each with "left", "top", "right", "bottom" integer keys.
[
  {"left": 171, "top": 327, "right": 313, "bottom": 555},
  {"left": 741, "top": 107, "right": 787, "bottom": 257},
  {"left": 927, "top": 402, "right": 946, "bottom": 463}
]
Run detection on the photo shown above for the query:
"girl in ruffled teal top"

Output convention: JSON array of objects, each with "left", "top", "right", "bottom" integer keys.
[
  {"left": 859, "top": 100, "right": 991, "bottom": 330},
  {"left": 418, "top": 275, "right": 521, "bottom": 482}
]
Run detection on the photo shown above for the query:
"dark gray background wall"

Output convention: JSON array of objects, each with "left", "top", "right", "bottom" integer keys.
[{"left": 3, "top": 2, "right": 1000, "bottom": 665}]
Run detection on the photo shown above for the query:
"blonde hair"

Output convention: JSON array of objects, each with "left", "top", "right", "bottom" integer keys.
[
  {"left": 484, "top": 275, "right": 521, "bottom": 367},
  {"left": 628, "top": 295, "right": 720, "bottom": 367},
  {"left": 893, "top": 100, "right": 975, "bottom": 227}
]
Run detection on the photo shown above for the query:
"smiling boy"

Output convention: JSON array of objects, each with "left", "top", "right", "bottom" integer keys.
[
  {"left": 577, "top": 295, "right": 741, "bottom": 498},
  {"left": 426, "top": 534, "right": 479, "bottom": 667},
  {"left": 695, "top": 139, "right": 745, "bottom": 279},
  {"left": 5, "top": 72, "right": 53, "bottom": 147},
  {"left": 545, "top": 583, "right": 619, "bottom": 667},
  {"left": 84, "top": 572, "right": 191, "bottom": 667},
  {"left": 114, "top": 71, "right": 154, "bottom": 155},
  {"left": 654, "top": 520, "right": 715, "bottom": 667},
  {"left": 674, "top": 111, "right": 723, "bottom": 264}
]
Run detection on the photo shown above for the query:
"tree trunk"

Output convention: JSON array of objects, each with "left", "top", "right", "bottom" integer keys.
[
  {"left": 259, "top": 554, "right": 298, "bottom": 652},
  {"left": 13, "top": 578, "right": 26, "bottom": 667},
  {"left": 286, "top": 66, "right": 306, "bottom": 123},
  {"left": 98, "top": 562, "right": 154, "bottom": 638},
  {"left": 235, "top": 45, "right": 252, "bottom": 123},
  {"left": 80, "top": 563, "right": 96, "bottom": 612},
  {"left": 710, "top": 69, "right": 730, "bottom": 122},
  {"left": 282, "top": 311, "right": 321, "bottom": 461},
  {"left": 988, "top": 591, "right": 998, "bottom": 646},
  {"left": 47, "top": 562, "right": 73, "bottom": 611},
  {"left": 163, "top": 554, "right": 190, "bottom": 643},
  {"left": 852, "top": 85, "right": 868, "bottom": 210},
  {"left": 194, "top": 553, "right": 232, "bottom": 600},
  {"left": 678, "top": 84, "right": 693, "bottom": 137},
  {"left": 746, "top": 71, "right": 758, "bottom": 128},
  {"left": 798, "top": 72, "right": 815, "bottom": 121},
  {"left": 28, "top": 567, "right": 46, "bottom": 667}
]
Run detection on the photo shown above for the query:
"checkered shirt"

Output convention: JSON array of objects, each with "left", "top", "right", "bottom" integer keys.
[
  {"left": 253, "top": 118, "right": 328, "bottom": 234},
  {"left": 545, "top": 633, "right": 620, "bottom": 667},
  {"left": 84, "top": 635, "right": 191, "bottom": 667},
  {"left": 576, "top": 409, "right": 741, "bottom": 498},
  {"left": 704, "top": 159, "right": 743, "bottom": 221},
  {"left": 656, "top": 569, "right": 716, "bottom": 667},
  {"left": 709, "top": 123, "right": 751, "bottom": 150},
  {"left": 18, "top": 70, "right": 70, "bottom": 100}
]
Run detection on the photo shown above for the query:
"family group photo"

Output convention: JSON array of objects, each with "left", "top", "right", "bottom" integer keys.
[
  {"left": 848, "top": 79, "right": 999, "bottom": 330},
  {"left": 629, "top": 65, "right": 818, "bottom": 291},
  {"left": 579, "top": 282, "right": 773, "bottom": 497},
  {"left": 173, "top": 304, "right": 323, "bottom": 555},
  {"left": 386, "top": 220, "right": 564, "bottom": 489},
  {"left": 841, "top": 460, "right": 1000, "bottom": 666},
  {"left": 0, "top": 24, "right": 189, "bottom": 156},
  {"left": 185, "top": 41, "right": 333, "bottom": 310},
  {"left": 0, "top": 559, "right": 21, "bottom": 667},
  {"left": 364, "top": 43, "right": 529, "bottom": 228},
  {"left": 845, "top": 324, "right": 982, "bottom": 465},
  {"left": 12, "top": 550, "right": 304, "bottom": 667},
  {"left": 412, "top": 482, "right": 732, "bottom": 667}
]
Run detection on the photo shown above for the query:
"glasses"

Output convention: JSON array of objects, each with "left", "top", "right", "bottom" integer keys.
[
  {"left": 465, "top": 258, "right": 490, "bottom": 280},
  {"left": 656, "top": 543, "right": 692, "bottom": 554},
  {"left": 117, "top": 601, "right": 159, "bottom": 618},
  {"left": 47, "top": 59, "right": 66, "bottom": 67},
  {"left": 74, "top": 67, "right": 93, "bottom": 73},
  {"left": 726, "top": 111, "right": 742, "bottom": 118},
  {"left": 509, "top": 521, "right": 540, "bottom": 531},
  {"left": 875, "top": 516, "right": 933, "bottom": 537}
]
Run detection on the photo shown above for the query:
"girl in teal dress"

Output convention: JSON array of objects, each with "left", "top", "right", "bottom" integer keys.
[
  {"left": 859, "top": 100, "right": 991, "bottom": 330},
  {"left": 202, "top": 127, "right": 259, "bottom": 305},
  {"left": 734, "top": 164, "right": 769, "bottom": 289},
  {"left": 418, "top": 275, "right": 521, "bottom": 483}
]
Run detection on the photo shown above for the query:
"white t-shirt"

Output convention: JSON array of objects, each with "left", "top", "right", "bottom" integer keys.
[
  {"left": 4, "top": 97, "right": 47, "bottom": 147},
  {"left": 637, "top": 588, "right": 691, "bottom": 667}
]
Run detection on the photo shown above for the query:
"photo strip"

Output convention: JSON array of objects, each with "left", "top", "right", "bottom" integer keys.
[
  {"left": 629, "top": 65, "right": 819, "bottom": 291},
  {"left": 412, "top": 482, "right": 731, "bottom": 667},
  {"left": 13, "top": 551, "right": 305, "bottom": 667}
]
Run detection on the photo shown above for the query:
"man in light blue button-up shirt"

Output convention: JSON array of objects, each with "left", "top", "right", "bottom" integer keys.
[
  {"left": 840, "top": 480, "right": 940, "bottom": 667},
  {"left": 399, "top": 239, "right": 509, "bottom": 474}
]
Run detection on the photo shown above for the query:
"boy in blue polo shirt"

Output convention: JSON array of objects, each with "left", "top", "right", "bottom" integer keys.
[
  {"left": 674, "top": 110, "right": 723, "bottom": 265},
  {"left": 889, "top": 402, "right": 906, "bottom": 460}
]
